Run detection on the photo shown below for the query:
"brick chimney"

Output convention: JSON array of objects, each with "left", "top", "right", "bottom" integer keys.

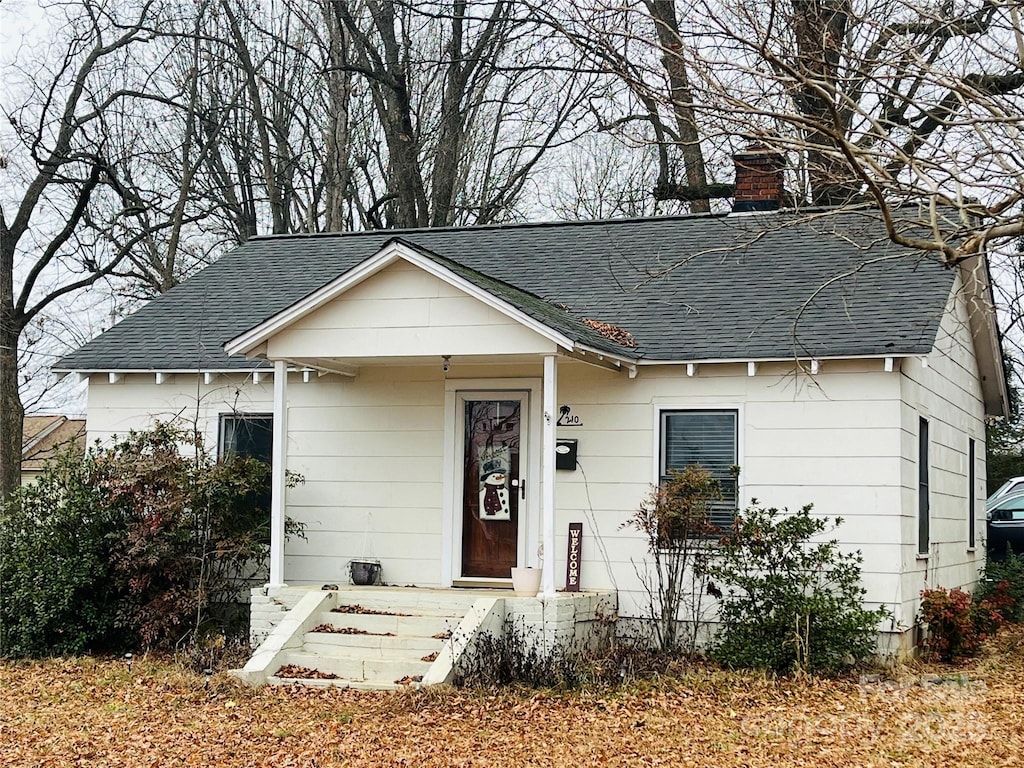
[{"left": 732, "top": 145, "right": 786, "bottom": 213}]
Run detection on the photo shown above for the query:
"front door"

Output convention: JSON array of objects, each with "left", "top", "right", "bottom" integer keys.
[{"left": 459, "top": 394, "right": 527, "bottom": 578}]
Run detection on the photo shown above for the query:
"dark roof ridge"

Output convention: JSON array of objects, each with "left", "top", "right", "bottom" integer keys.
[
  {"left": 241, "top": 204, "right": 900, "bottom": 243},
  {"left": 247, "top": 211, "right": 732, "bottom": 242}
]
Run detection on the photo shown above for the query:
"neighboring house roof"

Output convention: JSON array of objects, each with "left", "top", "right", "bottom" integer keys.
[
  {"left": 22, "top": 415, "right": 86, "bottom": 472},
  {"left": 55, "top": 209, "right": 956, "bottom": 373}
]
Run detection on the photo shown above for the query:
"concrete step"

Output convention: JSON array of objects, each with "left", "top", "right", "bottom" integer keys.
[
  {"left": 252, "top": 588, "right": 485, "bottom": 690},
  {"left": 279, "top": 650, "right": 432, "bottom": 685},
  {"left": 265, "top": 675, "right": 410, "bottom": 691},
  {"left": 267, "top": 675, "right": 351, "bottom": 689},
  {"left": 330, "top": 589, "right": 482, "bottom": 617},
  {"left": 315, "top": 611, "right": 459, "bottom": 638},
  {"left": 302, "top": 631, "right": 443, "bottom": 659}
]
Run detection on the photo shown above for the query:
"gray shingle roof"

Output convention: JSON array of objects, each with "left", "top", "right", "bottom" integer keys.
[{"left": 55, "top": 210, "right": 955, "bottom": 371}]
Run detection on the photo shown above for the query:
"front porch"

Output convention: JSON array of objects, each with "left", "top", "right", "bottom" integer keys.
[
  {"left": 237, "top": 585, "right": 617, "bottom": 689},
  {"left": 223, "top": 245, "right": 638, "bottom": 595}
]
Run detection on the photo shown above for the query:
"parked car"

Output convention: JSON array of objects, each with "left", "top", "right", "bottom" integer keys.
[
  {"left": 986, "top": 476, "right": 1024, "bottom": 510},
  {"left": 986, "top": 491, "right": 1024, "bottom": 559}
]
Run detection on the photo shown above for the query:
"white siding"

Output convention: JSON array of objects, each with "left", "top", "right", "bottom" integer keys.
[
  {"left": 898, "top": 274, "right": 987, "bottom": 630},
  {"left": 283, "top": 365, "right": 445, "bottom": 586},
  {"left": 86, "top": 372, "right": 275, "bottom": 450},
  {"left": 83, "top": 356, "right": 925, "bottom": 630},
  {"left": 85, "top": 357, "right": 912, "bottom": 618},
  {"left": 84, "top": 268, "right": 993, "bottom": 645},
  {"left": 549, "top": 359, "right": 904, "bottom": 621},
  {"left": 88, "top": 363, "right": 523, "bottom": 588}
]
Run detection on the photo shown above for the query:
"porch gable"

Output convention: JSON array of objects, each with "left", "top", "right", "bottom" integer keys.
[
  {"left": 226, "top": 240, "right": 576, "bottom": 362},
  {"left": 266, "top": 260, "right": 560, "bottom": 360}
]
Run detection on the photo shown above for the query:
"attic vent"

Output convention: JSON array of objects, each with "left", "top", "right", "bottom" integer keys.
[{"left": 582, "top": 319, "right": 637, "bottom": 348}]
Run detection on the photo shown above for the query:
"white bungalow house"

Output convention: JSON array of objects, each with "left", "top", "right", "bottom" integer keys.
[{"left": 55, "top": 153, "right": 1007, "bottom": 685}]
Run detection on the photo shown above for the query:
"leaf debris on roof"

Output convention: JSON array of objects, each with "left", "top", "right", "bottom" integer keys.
[{"left": 582, "top": 318, "right": 637, "bottom": 347}]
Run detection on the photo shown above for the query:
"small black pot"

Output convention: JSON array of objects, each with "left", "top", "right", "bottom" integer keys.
[{"left": 349, "top": 560, "right": 381, "bottom": 586}]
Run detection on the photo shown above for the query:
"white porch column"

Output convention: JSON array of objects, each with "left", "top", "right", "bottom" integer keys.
[
  {"left": 269, "top": 359, "right": 289, "bottom": 587},
  {"left": 541, "top": 354, "right": 557, "bottom": 595}
]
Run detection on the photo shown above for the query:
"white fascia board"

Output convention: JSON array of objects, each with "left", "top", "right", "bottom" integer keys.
[
  {"left": 224, "top": 240, "right": 576, "bottom": 357},
  {"left": 569, "top": 343, "right": 638, "bottom": 371},
  {"left": 634, "top": 352, "right": 917, "bottom": 367},
  {"left": 224, "top": 247, "right": 400, "bottom": 356},
  {"left": 402, "top": 249, "right": 575, "bottom": 350},
  {"left": 53, "top": 367, "right": 271, "bottom": 377}
]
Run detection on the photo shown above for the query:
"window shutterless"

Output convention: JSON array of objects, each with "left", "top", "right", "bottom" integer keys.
[{"left": 660, "top": 409, "right": 738, "bottom": 528}]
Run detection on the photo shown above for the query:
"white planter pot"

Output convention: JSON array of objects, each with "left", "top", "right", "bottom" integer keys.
[{"left": 510, "top": 566, "right": 542, "bottom": 597}]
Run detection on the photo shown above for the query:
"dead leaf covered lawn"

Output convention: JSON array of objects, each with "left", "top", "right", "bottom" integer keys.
[{"left": 2, "top": 631, "right": 1023, "bottom": 767}]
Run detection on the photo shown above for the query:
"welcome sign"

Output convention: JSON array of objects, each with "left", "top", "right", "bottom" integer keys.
[{"left": 565, "top": 522, "right": 583, "bottom": 592}]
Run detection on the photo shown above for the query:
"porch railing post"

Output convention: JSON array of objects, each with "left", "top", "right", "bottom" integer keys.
[
  {"left": 269, "top": 359, "right": 289, "bottom": 587},
  {"left": 542, "top": 354, "right": 557, "bottom": 595}
]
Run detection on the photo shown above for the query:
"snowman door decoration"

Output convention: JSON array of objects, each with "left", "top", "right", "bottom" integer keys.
[{"left": 478, "top": 456, "right": 512, "bottom": 521}]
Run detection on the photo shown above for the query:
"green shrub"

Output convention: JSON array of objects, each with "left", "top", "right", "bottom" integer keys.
[
  {"left": 97, "top": 424, "right": 279, "bottom": 646},
  {"left": 707, "top": 502, "right": 888, "bottom": 675},
  {"left": 0, "top": 422, "right": 301, "bottom": 657},
  {"left": 0, "top": 450, "right": 124, "bottom": 656}
]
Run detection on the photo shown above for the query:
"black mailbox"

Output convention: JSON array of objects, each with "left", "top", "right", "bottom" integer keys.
[{"left": 555, "top": 439, "right": 578, "bottom": 470}]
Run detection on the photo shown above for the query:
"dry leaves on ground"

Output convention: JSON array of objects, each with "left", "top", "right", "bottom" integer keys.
[{"left": 2, "top": 629, "right": 1023, "bottom": 767}]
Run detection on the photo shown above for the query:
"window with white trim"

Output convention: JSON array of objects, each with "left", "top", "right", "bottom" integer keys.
[
  {"left": 219, "top": 414, "right": 274, "bottom": 523},
  {"left": 220, "top": 414, "right": 273, "bottom": 464},
  {"left": 660, "top": 409, "right": 739, "bottom": 529}
]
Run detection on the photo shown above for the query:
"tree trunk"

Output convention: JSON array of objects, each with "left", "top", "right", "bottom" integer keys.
[
  {"left": 323, "top": 0, "right": 353, "bottom": 232},
  {"left": 220, "top": 0, "right": 290, "bottom": 234},
  {"left": 0, "top": 231, "right": 23, "bottom": 500},
  {"left": 331, "top": 0, "right": 429, "bottom": 229},
  {"left": 645, "top": 1, "right": 711, "bottom": 213},
  {"left": 429, "top": 1, "right": 469, "bottom": 228},
  {"left": 372, "top": 0, "right": 429, "bottom": 229},
  {"left": 791, "top": 0, "right": 857, "bottom": 205}
]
